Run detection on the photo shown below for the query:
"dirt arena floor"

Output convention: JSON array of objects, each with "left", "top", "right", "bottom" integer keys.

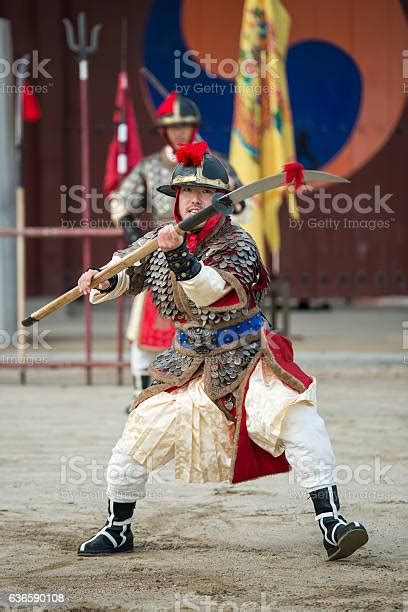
[
  {"left": 0, "top": 366, "right": 406, "bottom": 611},
  {"left": 0, "top": 307, "right": 407, "bottom": 610}
]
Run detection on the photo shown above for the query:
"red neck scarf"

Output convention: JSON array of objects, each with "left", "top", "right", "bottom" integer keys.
[{"left": 173, "top": 189, "right": 223, "bottom": 253}]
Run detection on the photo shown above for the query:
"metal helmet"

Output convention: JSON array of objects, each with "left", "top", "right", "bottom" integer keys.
[
  {"left": 157, "top": 141, "right": 230, "bottom": 197},
  {"left": 155, "top": 91, "right": 201, "bottom": 128}
]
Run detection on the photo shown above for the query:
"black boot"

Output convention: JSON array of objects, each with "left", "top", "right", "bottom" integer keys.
[
  {"left": 125, "top": 374, "right": 151, "bottom": 414},
  {"left": 78, "top": 499, "right": 135, "bottom": 556},
  {"left": 310, "top": 485, "right": 368, "bottom": 561}
]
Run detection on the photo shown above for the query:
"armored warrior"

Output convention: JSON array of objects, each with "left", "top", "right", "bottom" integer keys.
[
  {"left": 108, "top": 92, "right": 245, "bottom": 397},
  {"left": 77, "top": 142, "right": 368, "bottom": 561}
]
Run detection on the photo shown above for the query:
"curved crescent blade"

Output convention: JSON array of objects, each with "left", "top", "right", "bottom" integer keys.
[
  {"left": 304, "top": 170, "right": 351, "bottom": 184},
  {"left": 220, "top": 173, "right": 285, "bottom": 204},
  {"left": 221, "top": 170, "right": 350, "bottom": 204}
]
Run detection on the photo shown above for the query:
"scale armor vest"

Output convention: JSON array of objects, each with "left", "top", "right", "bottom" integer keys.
[{"left": 115, "top": 217, "right": 269, "bottom": 419}]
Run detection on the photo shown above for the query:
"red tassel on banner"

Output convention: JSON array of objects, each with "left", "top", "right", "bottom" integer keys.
[
  {"left": 283, "top": 161, "right": 304, "bottom": 189},
  {"left": 175, "top": 141, "right": 208, "bottom": 166},
  {"left": 22, "top": 86, "right": 41, "bottom": 122}
]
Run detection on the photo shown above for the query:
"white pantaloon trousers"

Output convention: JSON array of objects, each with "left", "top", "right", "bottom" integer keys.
[{"left": 106, "top": 360, "right": 336, "bottom": 502}]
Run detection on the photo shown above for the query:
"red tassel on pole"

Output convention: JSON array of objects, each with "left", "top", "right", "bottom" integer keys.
[{"left": 283, "top": 161, "right": 304, "bottom": 189}]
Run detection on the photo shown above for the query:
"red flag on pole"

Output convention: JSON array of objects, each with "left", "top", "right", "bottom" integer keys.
[
  {"left": 22, "top": 85, "right": 41, "bottom": 122},
  {"left": 103, "top": 71, "right": 142, "bottom": 195}
]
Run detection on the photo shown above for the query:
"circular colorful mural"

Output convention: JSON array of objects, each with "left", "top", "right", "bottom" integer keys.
[{"left": 144, "top": 0, "right": 407, "bottom": 176}]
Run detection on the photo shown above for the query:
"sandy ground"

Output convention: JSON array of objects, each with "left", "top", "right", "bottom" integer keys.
[
  {"left": 0, "top": 361, "right": 407, "bottom": 611},
  {"left": 0, "top": 305, "right": 407, "bottom": 609}
]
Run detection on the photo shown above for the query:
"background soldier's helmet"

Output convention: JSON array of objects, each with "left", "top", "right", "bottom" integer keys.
[
  {"left": 157, "top": 141, "right": 230, "bottom": 197},
  {"left": 155, "top": 91, "right": 201, "bottom": 128}
]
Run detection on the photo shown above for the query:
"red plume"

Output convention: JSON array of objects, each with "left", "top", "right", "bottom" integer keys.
[
  {"left": 175, "top": 141, "right": 208, "bottom": 166},
  {"left": 156, "top": 91, "right": 177, "bottom": 116},
  {"left": 283, "top": 161, "right": 304, "bottom": 189}
]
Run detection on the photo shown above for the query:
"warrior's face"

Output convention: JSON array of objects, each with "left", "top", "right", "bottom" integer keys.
[
  {"left": 178, "top": 186, "right": 214, "bottom": 227},
  {"left": 166, "top": 125, "right": 195, "bottom": 149}
]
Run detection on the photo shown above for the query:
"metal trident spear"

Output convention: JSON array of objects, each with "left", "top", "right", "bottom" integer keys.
[{"left": 63, "top": 12, "right": 102, "bottom": 384}]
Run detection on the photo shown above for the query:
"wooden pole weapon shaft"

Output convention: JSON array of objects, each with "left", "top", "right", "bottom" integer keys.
[
  {"left": 22, "top": 196, "right": 233, "bottom": 327},
  {"left": 22, "top": 235, "right": 160, "bottom": 327}
]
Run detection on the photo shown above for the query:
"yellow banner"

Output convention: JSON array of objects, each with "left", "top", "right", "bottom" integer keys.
[{"left": 229, "top": 0, "right": 297, "bottom": 265}]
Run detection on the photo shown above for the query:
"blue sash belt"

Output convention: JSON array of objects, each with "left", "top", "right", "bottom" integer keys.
[{"left": 176, "top": 312, "right": 265, "bottom": 353}]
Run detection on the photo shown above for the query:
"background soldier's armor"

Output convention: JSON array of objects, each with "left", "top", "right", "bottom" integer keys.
[{"left": 109, "top": 149, "right": 175, "bottom": 243}]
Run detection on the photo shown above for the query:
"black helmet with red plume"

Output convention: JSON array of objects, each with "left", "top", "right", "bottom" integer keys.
[
  {"left": 155, "top": 91, "right": 201, "bottom": 128},
  {"left": 157, "top": 141, "right": 230, "bottom": 197}
]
